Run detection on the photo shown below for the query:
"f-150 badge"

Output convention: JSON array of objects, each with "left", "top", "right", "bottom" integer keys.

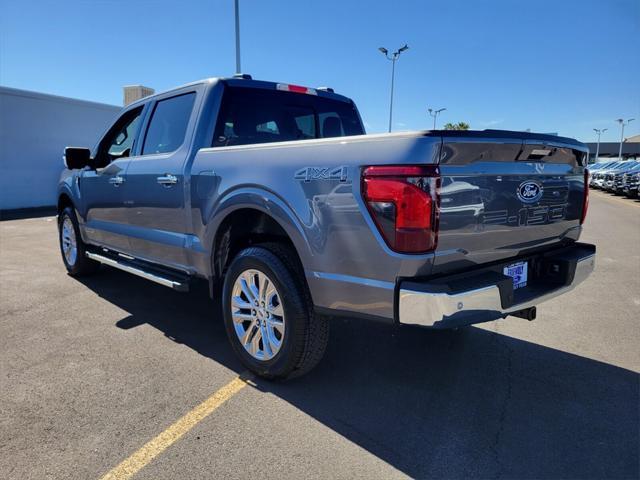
[{"left": 295, "top": 166, "right": 348, "bottom": 183}]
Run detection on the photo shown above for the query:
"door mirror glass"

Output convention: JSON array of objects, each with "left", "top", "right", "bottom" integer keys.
[{"left": 64, "top": 147, "right": 91, "bottom": 170}]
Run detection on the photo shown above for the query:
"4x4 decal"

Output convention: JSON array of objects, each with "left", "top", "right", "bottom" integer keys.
[{"left": 294, "top": 166, "right": 348, "bottom": 183}]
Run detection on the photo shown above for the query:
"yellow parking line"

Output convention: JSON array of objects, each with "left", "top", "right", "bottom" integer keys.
[
  {"left": 592, "top": 190, "right": 640, "bottom": 208},
  {"left": 99, "top": 374, "right": 252, "bottom": 480}
]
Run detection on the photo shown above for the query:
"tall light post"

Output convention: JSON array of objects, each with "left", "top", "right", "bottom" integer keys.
[
  {"left": 593, "top": 128, "right": 607, "bottom": 164},
  {"left": 378, "top": 44, "right": 409, "bottom": 133},
  {"left": 616, "top": 118, "right": 635, "bottom": 161},
  {"left": 234, "top": 0, "right": 241, "bottom": 74},
  {"left": 428, "top": 107, "right": 446, "bottom": 130}
]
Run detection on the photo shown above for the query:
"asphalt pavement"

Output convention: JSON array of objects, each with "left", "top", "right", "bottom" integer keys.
[{"left": 1, "top": 190, "right": 638, "bottom": 479}]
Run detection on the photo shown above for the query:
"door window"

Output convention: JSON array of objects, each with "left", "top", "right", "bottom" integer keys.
[
  {"left": 142, "top": 92, "right": 196, "bottom": 155},
  {"left": 94, "top": 107, "right": 143, "bottom": 167}
]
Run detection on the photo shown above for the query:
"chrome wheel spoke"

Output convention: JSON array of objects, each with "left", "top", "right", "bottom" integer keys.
[
  {"left": 269, "top": 317, "right": 285, "bottom": 336},
  {"left": 239, "top": 277, "right": 256, "bottom": 303},
  {"left": 260, "top": 324, "right": 272, "bottom": 357},
  {"left": 265, "top": 324, "right": 281, "bottom": 351},
  {"left": 232, "top": 311, "right": 253, "bottom": 324},
  {"left": 232, "top": 295, "right": 252, "bottom": 310},
  {"left": 246, "top": 272, "right": 260, "bottom": 302},
  {"left": 267, "top": 302, "right": 284, "bottom": 318},
  {"left": 240, "top": 321, "right": 257, "bottom": 346},
  {"left": 249, "top": 327, "right": 262, "bottom": 356}
]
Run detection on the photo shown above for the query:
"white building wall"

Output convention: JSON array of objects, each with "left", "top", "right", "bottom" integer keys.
[{"left": 0, "top": 87, "right": 121, "bottom": 210}]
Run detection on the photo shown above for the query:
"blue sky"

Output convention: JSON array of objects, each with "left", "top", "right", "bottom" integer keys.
[{"left": 1, "top": 0, "right": 638, "bottom": 142}]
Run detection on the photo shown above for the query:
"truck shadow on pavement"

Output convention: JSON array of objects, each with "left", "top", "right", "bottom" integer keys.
[{"left": 75, "top": 267, "right": 639, "bottom": 480}]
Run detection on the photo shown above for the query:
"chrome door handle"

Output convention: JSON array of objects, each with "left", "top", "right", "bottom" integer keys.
[
  {"left": 109, "top": 175, "right": 125, "bottom": 186},
  {"left": 157, "top": 174, "right": 178, "bottom": 186}
]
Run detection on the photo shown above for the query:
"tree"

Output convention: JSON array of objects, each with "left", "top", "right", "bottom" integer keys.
[{"left": 443, "top": 121, "right": 470, "bottom": 130}]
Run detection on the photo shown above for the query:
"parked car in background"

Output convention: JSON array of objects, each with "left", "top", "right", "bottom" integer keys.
[
  {"left": 587, "top": 161, "right": 613, "bottom": 187},
  {"left": 622, "top": 165, "right": 640, "bottom": 198},
  {"left": 610, "top": 161, "right": 640, "bottom": 194},
  {"left": 593, "top": 162, "right": 624, "bottom": 189},
  {"left": 604, "top": 161, "right": 639, "bottom": 193}
]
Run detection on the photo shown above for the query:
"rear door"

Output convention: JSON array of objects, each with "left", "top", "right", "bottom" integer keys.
[
  {"left": 122, "top": 87, "right": 200, "bottom": 269},
  {"left": 79, "top": 105, "right": 145, "bottom": 252},
  {"left": 434, "top": 135, "right": 588, "bottom": 272}
]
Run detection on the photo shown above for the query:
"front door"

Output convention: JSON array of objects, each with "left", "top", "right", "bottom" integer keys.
[
  {"left": 123, "top": 90, "right": 199, "bottom": 269},
  {"left": 79, "top": 106, "right": 144, "bottom": 252}
]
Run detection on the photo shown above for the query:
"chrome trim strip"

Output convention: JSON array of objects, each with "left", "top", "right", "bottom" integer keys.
[
  {"left": 399, "top": 254, "right": 595, "bottom": 328},
  {"left": 310, "top": 271, "right": 395, "bottom": 290},
  {"left": 86, "top": 252, "right": 188, "bottom": 292}
]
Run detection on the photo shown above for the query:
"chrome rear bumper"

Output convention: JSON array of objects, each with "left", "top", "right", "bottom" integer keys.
[{"left": 399, "top": 245, "right": 595, "bottom": 328}]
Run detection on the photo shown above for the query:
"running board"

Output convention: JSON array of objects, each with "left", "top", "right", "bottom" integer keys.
[{"left": 85, "top": 252, "right": 189, "bottom": 292}]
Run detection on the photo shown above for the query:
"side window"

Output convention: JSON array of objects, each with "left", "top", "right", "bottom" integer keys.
[
  {"left": 108, "top": 115, "right": 141, "bottom": 156},
  {"left": 319, "top": 112, "right": 344, "bottom": 138},
  {"left": 94, "top": 107, "right": 143, "bottom": 168},
  {"left": 293, "top": 112, "right": 315, "bottom": 139},
  {"left": 142, "top": 92, "right": 196, "bottom": 155}
]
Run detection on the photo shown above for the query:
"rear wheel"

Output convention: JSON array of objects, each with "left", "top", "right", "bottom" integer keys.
[
  {"left": 222, "top": 245, "right": 328, "bottom": 380},
  {"left": 58, "top": 206, "right": 100, "bottom": 276}
]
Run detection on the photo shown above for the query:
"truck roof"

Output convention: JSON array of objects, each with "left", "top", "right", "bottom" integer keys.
[{"left": 127, "top": 76, "right": 354, "bottom": 108}]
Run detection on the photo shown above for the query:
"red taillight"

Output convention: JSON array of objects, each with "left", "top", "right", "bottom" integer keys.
[
  {"left": 581, "top": 168, "right": 589, "bottom": 224},
  {"left": 362, "top": 165, "right": 440, "bottom": 253}
]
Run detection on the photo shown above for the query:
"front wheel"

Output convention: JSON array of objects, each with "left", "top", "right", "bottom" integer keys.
[
  {"left": 58, "top": 206, "right": 100, "bottom": 276},
  {"left": 222, "top": 245, "right": 328, "bottom": 380}
]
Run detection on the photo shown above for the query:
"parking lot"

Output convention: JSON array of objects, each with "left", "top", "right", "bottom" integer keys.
[{"left": 1, "top": 190, "right": 638, "bottom": 480}]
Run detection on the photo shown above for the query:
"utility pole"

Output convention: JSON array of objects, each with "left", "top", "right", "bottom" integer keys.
[
  {"left": 234, "top": 0, "right": 241, "bottom": 74},
  {"left": 593, "top": 128, "right": 607, "bottom": 164},
  {"left": 378, "top": 44, "right": 409, "bottom": 132},
  {"left": 428, "top": 107, "right": 446, "bottom": 130},
  {"left": 616, "top": 118, "right": 635, "bottom": 161}
]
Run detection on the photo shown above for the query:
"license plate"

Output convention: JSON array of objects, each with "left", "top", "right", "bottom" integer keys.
[{"left": 504, "top": 261, "right": 528, "bottom": 290}]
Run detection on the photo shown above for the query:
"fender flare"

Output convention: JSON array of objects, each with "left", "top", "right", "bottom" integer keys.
[{"left": 202, "top": 187, "right": 316, "bottom": 276}]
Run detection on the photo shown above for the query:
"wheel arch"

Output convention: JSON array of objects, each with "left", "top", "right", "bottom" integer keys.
[
  {"left": 205, "top": 189, "right": 314, "bottom": 295},
  {"left": 57, "top": 192, "right": 73, "bottom": 214}
]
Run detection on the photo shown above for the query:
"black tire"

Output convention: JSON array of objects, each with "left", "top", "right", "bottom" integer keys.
[
  {"left": 58, "top": 206, "right": 100, "bottom": 276},
  {"left": 222, "top": 244, "right": 328, "bottom": 380}
]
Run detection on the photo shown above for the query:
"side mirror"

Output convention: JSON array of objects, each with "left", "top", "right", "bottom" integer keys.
[{"left": 64, "top": 147, "right": 92, "bottom": 170}]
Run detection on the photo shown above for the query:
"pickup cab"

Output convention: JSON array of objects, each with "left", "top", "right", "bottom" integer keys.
[{"left": 58, "top": 76, "right": 596, "bottom": 379}]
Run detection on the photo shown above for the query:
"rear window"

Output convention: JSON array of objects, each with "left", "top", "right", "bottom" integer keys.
[{"left": 212, "top": 86, "right": 363, "bottom": 147}]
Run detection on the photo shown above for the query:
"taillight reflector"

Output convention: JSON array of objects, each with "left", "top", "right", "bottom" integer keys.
[
  {"left": 362, "top": 165, "right": 440, "bottom": 253},
  {"left": 276, "top": 83, "right": 317, "bottom": 95}
]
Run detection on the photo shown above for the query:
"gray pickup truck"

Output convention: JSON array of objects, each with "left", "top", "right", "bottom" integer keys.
[{"left": 58, "top": 75, "right": 596, "bottom": 379}]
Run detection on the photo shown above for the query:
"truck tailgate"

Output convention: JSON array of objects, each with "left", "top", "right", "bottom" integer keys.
[{"left": 433, "top": 134, "right": 588, "bottom": 273}]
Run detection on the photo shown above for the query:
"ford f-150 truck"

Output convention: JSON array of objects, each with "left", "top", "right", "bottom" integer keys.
[{"left": 58, "top": 75, "right": 596, "bottom": 379}]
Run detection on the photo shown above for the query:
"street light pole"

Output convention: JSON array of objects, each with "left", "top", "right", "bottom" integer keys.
[
  {"left": 388, "top": 57, "right": 396, "bottom": 133},
  {"left": 379, "top": 44, "right": 409, "bottom": 133},
  {"left": 593, "top": 128, "right": 607, "bottom": 164},
  {"left": 616, "top": 118, "right": 635, "bottom": 161},
  {"left": 234, "top": 0, "right": 241, "bottom": 74},
  {"left": 428, "top": 107, "right": 446, "bottom": 130}
]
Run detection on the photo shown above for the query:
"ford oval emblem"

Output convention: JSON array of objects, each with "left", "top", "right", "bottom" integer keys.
[{"left": 517, "top": 181, "right": 543, "bottom": 203}]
